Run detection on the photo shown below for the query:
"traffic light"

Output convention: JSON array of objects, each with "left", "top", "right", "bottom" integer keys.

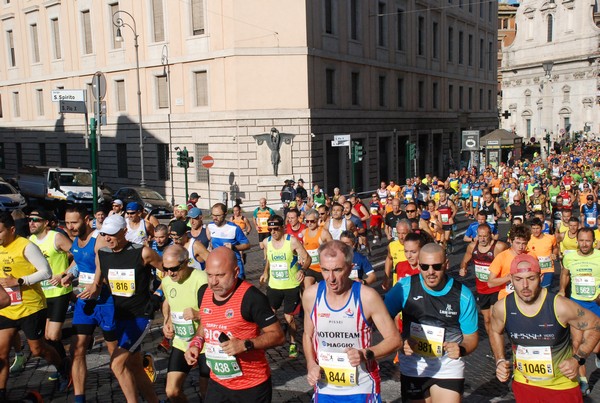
[
  {"left": 408, "top": 143, "right": 416, "bottom": 160},
  {"left": 545, "top": 133, "right": 551, "bottom": 144},
  {"left": 177, "top": 147, "right": 193, "bottom": 168},
  {"left": 352, "top": 141, "right": 365, "bottom": 163}
]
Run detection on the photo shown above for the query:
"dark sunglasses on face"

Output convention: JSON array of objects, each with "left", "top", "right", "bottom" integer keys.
[
  {"left": 419, "top": 263, "right": 444, "bottom": 271},
  {"left": 268, "top": 226, "right": 282, "bottom": 231},
  {"left": 28, "top": 217, "right": 45, "bottom": 223},
  {"left": 406, "top": 209, "right": 417, "bottom": 213},
  {"left": 305, "top": 219, "right": 317, "bottom": 223},
  {"left": 126, "top": 211, "right": 137, "bottom": 215},
  {"left": 164, "top": 262, "right": 184, "bottom": 272}
]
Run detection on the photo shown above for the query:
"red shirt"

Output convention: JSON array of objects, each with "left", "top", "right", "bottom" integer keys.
[
  {"left": 395, "top": 261, "right": 419, "bottom": 279},
  {"left": 286, "top": 223, "right": 307, "bottom": 244}
]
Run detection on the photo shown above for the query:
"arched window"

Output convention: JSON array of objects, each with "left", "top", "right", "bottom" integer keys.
[{"left": 547, "top": 15, "right": 553, "bottom": 42}]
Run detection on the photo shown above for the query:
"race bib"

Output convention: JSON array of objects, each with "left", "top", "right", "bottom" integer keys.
[
  {"left": 205, "top": 343, "right": 243, "bottom": 380},
  {"left": 270, "top": 262, "right": 289, "bottom": 280},
  {"left": 474, "top": 264, "right": 491, "bottom": 281},
  {"left": 406, "top": 194, "right": 413, "bottom": 201},
  {"left": 533, "top": 204, "right": 542, "bottom": 211},
  {"left": 586, "top": 216, "right": 597, "bottom": 227},
  {"left": 75, "top": 271, "right": 95, "bottom": 294},
  {"left": 171, "top": 312, "right": 195, "bottom": 341},
  {"left": 392, "top": 227, "right": 398, "bottom": 240},
  {"left": 5, "top": 286, "right": 22, "bottom": 306},
  {"left": 565, "top": 185, "right": 571, "bottom": 191},
  {"left": 349, "top": 265, "right": 359, "bottom": 280},
  {"left": 551, "top": 196, "right": 557, "bottom": 204},
  {"left": 410, "top": 323, "right": 444, "bottom": 358},
  {"left": 258, "top": 217, "right": 268, "bottom": 230},
  {"left": 108, "top": 268, "right": 135, "bottom": 297},
  {"left": 487, "top": 214, "right": 495, "bottom": 224},
  {"left": 493, "top": 187, "right": 500, "bottom": 194},
  {"left": 370, "top": 207, "right": 379, "bottom": 215},
  {"left": 515, "top": 345, "right": 554, "bottom": 381},
  {"left": 573, "top": 276, "right": 596, "bottom": 298},
  {"left": 538, "top": 256, "right": 552, "bottom": 271},
  {"left": 440, "top": 214, "right": 449, "bottom": 224},
  {"left": 41, "top": 279, "right": 56, "bottom": 291},
  {"left": 307, "top": 249, "right": 320, "bottom": 265},
  {"left": 473, "top": 196, "right": 480, "bottom": 203},
  {"left": 318, "top": 351, "right": 358, "bottom": 387},
  {"left": 562, "top": 198, "right": 571, "bottom": 206},
  {"left": 506, "top": 282, "right": 514, "bottom": 294}
]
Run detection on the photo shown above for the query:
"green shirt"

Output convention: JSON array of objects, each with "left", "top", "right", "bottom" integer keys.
[{"left": 563, "top": 250, "right": 600, "bottom": 301}]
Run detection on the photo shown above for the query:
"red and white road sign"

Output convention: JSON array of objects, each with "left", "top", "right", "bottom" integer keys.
[{"left": 201, "top": 155, "right": 214, "bottom": 168}]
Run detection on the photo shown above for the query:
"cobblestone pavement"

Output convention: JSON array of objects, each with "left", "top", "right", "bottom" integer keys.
[{"left": 5, "top": 211, "right": 600, "bottom": 402}]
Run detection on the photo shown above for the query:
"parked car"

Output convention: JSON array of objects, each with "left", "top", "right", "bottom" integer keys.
[
  {"left": 0, "top": 181, "right": 27, "bottom": 212},
  {"left": 112, "top": 187, "right": 173, "bottom": 219}
]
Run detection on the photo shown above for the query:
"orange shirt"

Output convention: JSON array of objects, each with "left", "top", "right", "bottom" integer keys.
[
  {"left": 528, "top": 234, "right": 557, "bottom": 274},
  {"left": 488, "top": 250, "right": 536, "bottom": 300},
  {"left": 386, "top": 185, "right": 401, "bottom": 198},
  {"left": 489, "top": 178, "right": 502, "bottom": 195}
]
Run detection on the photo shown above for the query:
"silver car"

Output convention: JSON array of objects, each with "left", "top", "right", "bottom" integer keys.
[{"left": 0, "top": 181, "right": 27, "bottom": 211}]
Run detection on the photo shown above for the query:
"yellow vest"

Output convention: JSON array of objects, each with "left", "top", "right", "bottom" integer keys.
[
  {"left": 30, "top": 231, "right": 72, "bottom": 298},
  {"left": 0, "top": 237, "right": 46, "bottom": 320},
  {"left": 389, "top": 240, "right": 406, "bottom": 285}
]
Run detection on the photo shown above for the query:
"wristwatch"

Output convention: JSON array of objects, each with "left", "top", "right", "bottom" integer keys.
[
  {"left": 365, "top": 349, "right": 375, "bottom": 361},
  {"left": 573, "top": 354, "right": 586, "bottom": 366},
  {"left": 17, "top": 278, "right": 24, "bottom": 286},
  {"left": 244, "top": 339, "right": 254, "bottom": 351}
]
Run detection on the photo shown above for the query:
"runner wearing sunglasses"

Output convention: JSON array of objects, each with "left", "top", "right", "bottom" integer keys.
[{"left": 384, "top": 243, "right": 478, "bottom": 403}]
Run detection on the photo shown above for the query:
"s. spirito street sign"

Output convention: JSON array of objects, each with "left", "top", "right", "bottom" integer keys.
[{"left": 51, "top": 90, "right": 85, "bottom": 103}]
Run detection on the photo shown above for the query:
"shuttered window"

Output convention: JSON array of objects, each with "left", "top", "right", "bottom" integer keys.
[
  {"left": 194, "top": 71, "right": 208, "bottom": 106},
  {"left": 51, "top": 18, "right": 61, "bottom": 59},
  {"left": 36, "top": 89, "right": 44, "bottom": 116},
  {"left": 13, "top": 92, "right": 20, "bottom": 118},
  {"left": 82, "top": 10, "right": 93, "bottom": 54},
  {"left": 195, "top": 143, "right": 209, "bottom": 182},
  {"left": 152, "top": 0, "right": 165, "bottom": 42},
  {"left": 191, "top": 0, "right": 205, "bottom": 35},
  {"left": 31, "top": 24, "right": 40, "bottom": 63},
  {"left": 7, "top": 30, "right": 15, "bottom": 67},
  {"left": 116, "top": 80, "right": 126, "bottom": 111},
  {"left": 157, "top": 75, "right": 168, "bottom": 109},
  {"left": 110, "top": 3, "right": 121, "bottom": 49}
]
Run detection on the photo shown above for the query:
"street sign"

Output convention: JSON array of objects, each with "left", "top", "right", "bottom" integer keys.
[
  {"left": 59, "top": 101, "right": 87, "bottom": 114},
  {"left": 51, "top": 90, "right": 85, "bottom": 103},
  {"left": 332, "top": 135, "right": 351, "bottom": 147},
  {"left": 201, "top": 155, "right": 214, "bottom": 168},
  {"left": 461, "top": 130, "right": 480, "bottom": 151},
  {"left": 92, "top": 72, "right": 107, "bottom": 100}
]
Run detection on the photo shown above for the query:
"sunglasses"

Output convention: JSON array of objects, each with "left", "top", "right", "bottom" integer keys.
[
  {"left": 164, "top": 262, "right": 184, "bottom": 272},
  {"left": 28, "top": 217, "right": 45, "bottom": 223},
  {"left": 406, "top": 210, "right": 417, "bottom": 213},
  {"left": 419, "top": 263, "right": 444, "bottom": 271},
  {"left": 319, "top": 213, "right": 326, "bottom": 216},
  {"left": 169, "top": 234, "right": 183, "bottom": 240},
  {"left": 99, "top": 232, "right": 118, "bottom": 237},
  {"left": 126, "top": 211, "right": 137, "bottom": 215},
  {"left": 305, "top": 219, "right": 317, "bottom": 223},
  {"left": 268, "top": 226, "right": 282, "bottom": 231}
]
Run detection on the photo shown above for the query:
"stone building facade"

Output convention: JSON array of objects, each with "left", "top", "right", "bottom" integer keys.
[{"left": 0, "top": 0, "right": 499, "bottom": 209}]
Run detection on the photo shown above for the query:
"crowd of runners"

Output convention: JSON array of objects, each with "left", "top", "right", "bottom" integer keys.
[{"left": 2, "top": 141, "right": 600, "bottom": 402}]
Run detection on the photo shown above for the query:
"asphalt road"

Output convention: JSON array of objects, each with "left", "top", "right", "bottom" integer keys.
[{"left": 5, "top": 209, "right": 600, "bottom": 402}]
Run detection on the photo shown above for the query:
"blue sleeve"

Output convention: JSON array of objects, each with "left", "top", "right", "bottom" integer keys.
[
  {"left": 465, "top": 224, "right": 475, "bottom": 239},
  {"left": 491, "top": 224, "right": 498, "bottom": 235},
  {"left": 384, "top": 276, "right": 411, "bottom": 318},
  {"left": 360, "top": 255, "right": 374, "bottom": 274},
  {"left": 459, "top": 285, "right": 479, "bottom": 335},
  {"left": 234, "top": 225, "right": 250, "bottom": 245}
]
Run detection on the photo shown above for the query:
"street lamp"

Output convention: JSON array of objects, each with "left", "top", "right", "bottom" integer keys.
[
  {"left": 161, "top": 44, "right": 175, "bottom": 206},
  {"left": 542, "top": 61, "right": 554, "bottom": 79},
  {"left": 113, "top": 10, "right": 146, "bottom": 187}
]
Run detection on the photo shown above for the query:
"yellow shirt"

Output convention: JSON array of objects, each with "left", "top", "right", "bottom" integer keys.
[
  {"left": 0, "top": 237, "right": 46, "bottom": 320},
  {"left": 389, "top": 240, "right": 406, "bottom": 285}
]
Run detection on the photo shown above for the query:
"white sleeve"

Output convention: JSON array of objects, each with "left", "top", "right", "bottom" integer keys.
[{"left": 22, "top": 243, "right": 52, "bottom": 286}]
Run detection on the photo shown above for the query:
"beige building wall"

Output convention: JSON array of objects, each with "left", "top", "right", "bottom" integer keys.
[{"left": 0, "top": 0, "right": 499, "bottom": 210}]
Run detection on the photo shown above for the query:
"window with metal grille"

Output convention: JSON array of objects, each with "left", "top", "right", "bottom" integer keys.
[
  {"left": 117, "top": 144, "right": 128, "bottom": 177},
  {"left": 195, "top": 143, "right": 209, "bottom": 182}
]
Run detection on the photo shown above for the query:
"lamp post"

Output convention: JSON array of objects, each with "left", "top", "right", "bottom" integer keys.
[
  {"left": 540, "top": 61, "right": 554, "bottom": 161},
  {"left": 113, "top": 10, "right": 146, "bottom": 187},
  {"left": 161, "top": 44, "right": 175, "bottom": 207}
]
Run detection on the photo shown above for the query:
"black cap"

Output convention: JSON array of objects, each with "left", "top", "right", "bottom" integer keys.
[
  {"left": 267, "top": 215, "right": 285, "bottom": 227},
  {"left": 170, "top": 221, "right": 188, "bottom": 236},
  {"left": 190, "top": 192, "right": 200, "bottom": 199},
  {"left": 28, "top": 209, "right": 52, "bottom": 221}
]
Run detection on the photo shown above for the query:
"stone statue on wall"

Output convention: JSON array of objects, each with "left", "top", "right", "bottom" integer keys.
[{"left": 253, "top": 127, "right": 295, "bottom": 176}]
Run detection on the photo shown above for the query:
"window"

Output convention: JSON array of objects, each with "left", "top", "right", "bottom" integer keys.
[
  {"left": 16, "top": 143, "right": 22, "bottom": 169},
  {"left": 152, "top": 0, "right": 165, "bottom": 42},
  {"left": 480, "top": 2, "right": 485, "bottom": 18},
  {"left": 50, "top": 18, "right": 61, "bottom": 59},
  {"left": 417, "top": 16, "right": 424, "bottom": 56},
  {"left": 448, "top": 27, "right": 453, "bottom": 62},
  {"left": 60, "top": 143, "right": 68, "bottom": 166},
  {"left": 468, "top": 1, "right": 473, "bottom": 12},
  {"left": 82, "top": 10, "right": 93, "bottom": 54},
  {"left": 325, "top": 68, "right": 335, "bottom": 105},
  {"left": 377, "top": 2, "right": 386, "bottom": 47},
  {"left": 110, "top": 3, "right": 121, "bottom": 49},
  {"left": 191, "top": 0, "right": 205, "bottom": 35},
  {"left": 39, "top": 144, "right": 46, "bottom": 165},
  {"left": 7, "top": 30, "right": 15, "bottom": 67},
  {"left": 378, "top": 75, "right": 386, "bottom": 107},
  {"left": 448, "top": 84, "right": 454, "bottom": 109},
  {"left": 526, "top": 119, "right": 532, "bottom": 137},
  {"left": 479, "top": 38, "right": 484, "bottom": 68},
  {"left": 418, "top": 81, "right": 425, "bottom": 109},
  {"left": 12, "top": 92, "right": 20, "bottom": 118},
  {"left": 195, "top": 143, "right": 209, "bottom": 182},
  {"left": 458, "top": 31, "right": 464, "bottom": 64},
  {"left": 195, "top": 71, "right": 208, "bottom": 106},
  {"left": 397, "top": 78, "right": 404, "bottom": 108},
  {"left": 562, "top": 86, "right": 571, "bottom": 102},
  {"left": 115, "top": 80, "right": 126, "bottom": 111},
  {"left": 488, "top": 89, "right": 492, "bottom": 110},
  {"left": 396, "top": 9, "right": 404, "bottom": 51},
  {"left": 479, "top": 88, "right": 483, "bottom": 111},
  {"left": 156, "top": 75, "right": 168, "bottom": 109},
  {"left": 117, "top": 144, "right": 128, "bottom": 177},
  {"left": 547, "top": 15, "right": 553, "bottom": 42},
  {"left": 86, "top": 83, "right": 94, "bottom": 111},
  {"left": 157, "top": 144, "right": 170, "bottom": 180},
  {"left": 468, "top": 34, "right": 473, "bottom": 66},
  {"left": 30, "top": 24, "right": 40, "bottom": 63},
  {"left": 351, "top": 72, "right": 360, "bottom": 106},
  {"left": 488, "top": 0, "right": 493, "bottom": 21},
  {"left": 432, "top": 22, "right": 439, "bottom": 59},
  {"left": 564, "top": 117, "right": 570, "bottom": 131},
  {"left": 325, "top": 0, "right": 333, "bottom": 34},
  {"left": 0, "top": 144, "right": 5, "bottom": 169},
  {"left": 433, "top": 82, "right": 439, "bottom": 109},
  {"left": 350, "top": 0, "right": 359, "bottom": 40},
  {"left": 488, "top": 41, "right": 493, "bottom": 71},
  {"left": 36, "top": 89, "right": 44, "bottom": 116},
  {"left": 468, "top": 87, "right": 473, "bottom": 110},
  {"left": 459, "top": 86, "right": 464, "bottom": 109}
]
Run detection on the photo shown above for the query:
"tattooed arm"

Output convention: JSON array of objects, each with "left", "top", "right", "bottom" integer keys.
[{"left": 555, "top": 295, "right": 600, "bottom": 380}]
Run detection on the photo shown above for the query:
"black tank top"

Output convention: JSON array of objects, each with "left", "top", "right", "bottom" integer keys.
[
  {"left": 98, "top": 243, "right": 151, "bottom": 320},
  {"left": 510, "top": 203, "right": 527, "bottom": 219},
  {"left": 403, "top": 275, "right": 464, "bottom": 344}
]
